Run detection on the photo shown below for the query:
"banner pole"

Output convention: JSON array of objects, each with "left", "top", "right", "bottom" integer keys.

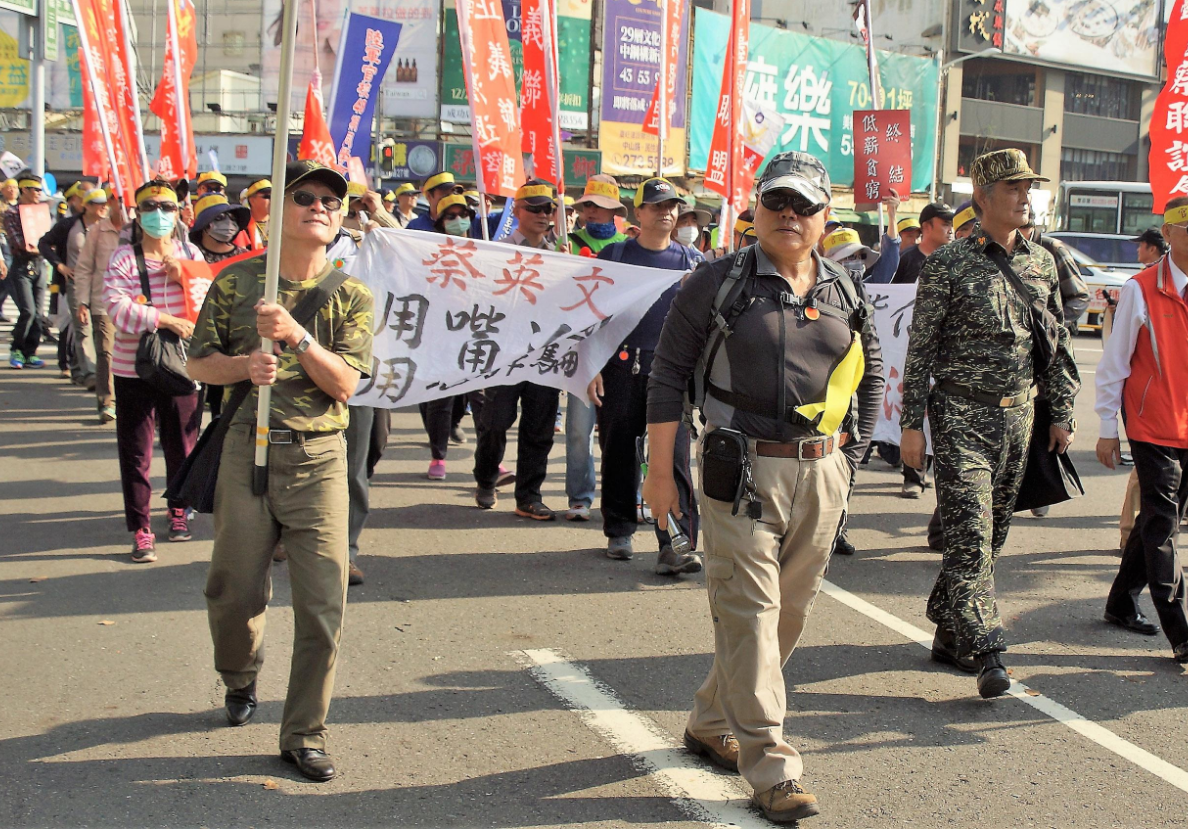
[
  {"left": 543, "top": 0, "right": 566, "bottom": 250},
  {"left": 252, "top": 0, "right": 300, "bottom": 494},
  {"left": 117, "top": 0, "right": 151, "bottom": 179},
  {"left": 655, "top": 0, "right": 666, "bottom": 179},
  {"left": 456, "top": 0, "right": 491, "bottom": 241}
]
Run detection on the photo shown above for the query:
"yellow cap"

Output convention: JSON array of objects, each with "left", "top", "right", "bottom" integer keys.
[
  {"left": 64, "top": 182, "right": 81, "bottom": 200},
  {"left": 563, "top": 195, "right": 575, "bottom": 207},
  {"left": 436, "top": 193, "right": 471, "bottom": 216},
  {"left": 394, "top": 183, "right": 419, "bottom": 196},
  {"left": 953, "top": 206, "right": 977, "bottom": 230},
  {"left": 82, "top": 189, "right": 108, "bottom": 205},
  {"left": 197, "top": 170, "right": 228, "bottom": 187},
  {"left": 346, "top": 181, "right": 368, "bottom": 199},
  {"left": 823, "top": 228, "right": 860, "bottom": 257},
  {"left": 245, "top": 179, "right": 272, "bottom": 199},
  {"left": 193, "top": 194, "right": 232, "bottom": 216},
  {"left": 734, "top": 218, "right": 753, "bottom": 235},
  {"left": 896, "top": 217, "right": 921, "bottom": 233},
  {"left": 423, "top": 171, "right": 459, "bottom": 193}
]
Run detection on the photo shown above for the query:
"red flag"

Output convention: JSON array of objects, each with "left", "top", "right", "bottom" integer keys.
[
  {"left": 519, "top": 0, "right": 561, "bottom": 183},
  {"left": 297, "top": 70, "right": 341, "bottom": 169},
  {"left": 456, "top": 0, "right": 525, "bottom": 198},
  {"left": 74, "top": 0, "right": 146, "bottom": 205},
  {"left": 1150, "top": 0, "right": 1188, "bottom": 212},
  {"left": 704, "top": 0, "right": 751, "bottom": 214},
  {"left": 641, "top": 0, "right": 683, "bottom": 138},
  {"left": 150, "top": 0, "right": 198, "bottom": 180},
  {"left": 78, "top": 50, "right": 109, "bottom": 182}
]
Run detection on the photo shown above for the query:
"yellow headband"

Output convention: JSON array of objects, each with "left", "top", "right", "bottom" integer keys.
[
  {"left": 136, "top": 185, "right": 177, "bottom": 206},
  {"left": 424, "top": 172, "right": 456, "bottom": 192},
  {"left": 382, "top": 191, "right": 397, "bottom": 201},
  {"left": 246, "top": 179, "right": 272, "bottom": 199},
  {"left": 346, "top": 181, "right": 368, "bottom": 199},
  {"left": 896, "top": 217, "right": 920, "bottom": 233},
  {"left": 582, "top": 180, "right": 620, "bottom": 202},
  {"left": 18, "top": 179, "right": 42, "bottom": 189},
  {"left": 64, "top": 183, "right": 81, "bottom": 199},
  {"left": 82, "top": 189, "right": 108, "bottom": 205},
  {"left": 193, "top": 194, "right": 231, "bottom": 216},
  {"left": 394, "top": 183, "right": 418, "bottom": 196},
  {"left": 437, "top": 194, "right": 471, "bottom": 216},
  {"left": 197, "top": 171, "right": 227, "bottom": 187},
  {"left": 1164, "top": 205, "right": 1188, "bottom": 225},
  {"left": 954, "top": 206, "right": 977, "bottom": 229},
  {"left": 515, "top": 183, "right": 555, "bottom": 202},
  {"left": 823, "top": 228, "right": 860, "bottom": 255},
  {"left": 734, "top": 218, "right": 753, "bottom": 235}
]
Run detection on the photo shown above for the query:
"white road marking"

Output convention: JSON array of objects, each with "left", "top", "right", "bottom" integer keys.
[
  {"left": 518, "top": 648, "right": 769, "bottom": 829},
  {"left": 818, "top": 579, "right": 1188, "bottom": 794}
]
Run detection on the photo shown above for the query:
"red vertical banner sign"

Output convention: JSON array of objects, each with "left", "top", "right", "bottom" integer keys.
[
  {"left": 73, "top": 0, "right": 145, "bottom": 205},
  {"left": 704, "top": 0, "right": 750, "bottom": 216},
  {"left": 641, "top": 0, "right": 682, "bottom": 138},
  {"left": 1150, "top": 0, "right": 1188, "bottom": 212},
  {"left": 150, "top": 0, "right": 199, "bottom": 180},
  {"left": 520, "top": 0, "right": 561, "bottom": 184},
  {"left": 853, "top": 109, "right": 911, "bottom": 208},
  {"left": 78, "top": 53, "right": 109, "bottom": 183},
  {"left": 456, "top": 0, "right": 526, "bottom": 198}
]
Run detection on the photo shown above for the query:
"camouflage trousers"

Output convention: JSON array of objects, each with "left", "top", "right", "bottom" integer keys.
[{"left": 926, "top": 388, "right": 1034, "bottom": 657}]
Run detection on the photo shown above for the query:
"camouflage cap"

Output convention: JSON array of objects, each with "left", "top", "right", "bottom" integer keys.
[
  {"left": 970, "top": 148, "right": 1049, "bottom": 187},
  {"left": 757, "top": 151, "right": 831, "bottom": 205}
]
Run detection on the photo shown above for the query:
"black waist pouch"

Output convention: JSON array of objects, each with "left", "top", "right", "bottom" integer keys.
[{"left": 702, "top": 428, "right": 752, "bottom": 514}]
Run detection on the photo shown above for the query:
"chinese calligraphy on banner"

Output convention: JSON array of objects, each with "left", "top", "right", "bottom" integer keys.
[
  {"left": 328, "top": 13, "right": 402, "bottom": 166},
  {"left": 704, "top": 0, "right": 750, "bottom": 214},
  {"left": 690, "top": 9, "right": 937, "bottom": 193},
  {"left": 599, "top": 0, "right": 689, "bottom": 176},
  {"left": 149, "top": 0, "right": 198, "bottom": 181},
  {"left": 1149, "top": 0, "right": 1188, "bottom": 212},
  {"left": 852, "top": 109, "right": 911, "bottom": 208},
  {"left": 866, "top": 283, "right": 929, "bottom": 451},
  {"left": 349, "top": 228, "right": 683, "bottom": 408}
]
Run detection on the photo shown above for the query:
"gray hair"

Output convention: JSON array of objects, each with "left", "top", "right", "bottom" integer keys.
[{"left": 971, "top": 182, "right": 998, "bottom": 218}]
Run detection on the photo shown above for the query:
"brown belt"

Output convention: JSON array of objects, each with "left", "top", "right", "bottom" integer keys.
[{"left": 756, "top": 432, "right": 849, "bottom": 460}]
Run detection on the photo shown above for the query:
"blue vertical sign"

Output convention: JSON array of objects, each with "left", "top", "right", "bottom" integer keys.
[{"left": 328, "top": 13, "right": 403, "bottom": 167}]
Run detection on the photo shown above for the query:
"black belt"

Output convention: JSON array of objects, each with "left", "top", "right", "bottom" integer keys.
[
  {"left": 705, "top": 381, "right": 818, "bottom": 430},
  {"left": 266, "top": 429, "right": 335, "bottom": 445},
  {"left": 937, "top": 380, "right": 1035, "bottom": 408}
]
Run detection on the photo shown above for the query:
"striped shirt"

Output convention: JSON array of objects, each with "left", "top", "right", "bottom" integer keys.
[{"left": 104, "top": 240, "right": 202, "bottom": 379}]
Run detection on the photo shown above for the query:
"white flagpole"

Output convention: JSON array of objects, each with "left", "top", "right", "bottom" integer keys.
[
  {"left": 542, "top": 0, "right": 566, "bottom": 248},
  {"left": 252, "top": 0, "right": 300, "bottom": 494},
  {"left": 166, "top": 0, "right": 190, "bottom": 176},
  {"left": 117, "top": 0, "right": 151, "bottom": 179},
  {"left": 455, "top": 0, "right": 490, "bottom": 241}
]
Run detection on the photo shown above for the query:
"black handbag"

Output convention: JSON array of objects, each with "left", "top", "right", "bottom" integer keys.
[
  {"left": 987, "top": 247, "right": 1061, "bottom": 375},
  {"left": 133, "top": 243, "right": 197, "bottom": 396},
  {"left": 164, "top": 269, "right": 351, "bottom": 513},
  {"left": 1014, "top": 399, "right": 1085, "bottom": 513}
]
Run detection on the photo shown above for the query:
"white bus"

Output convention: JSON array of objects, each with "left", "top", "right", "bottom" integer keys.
[{"left": 1053, "top": 181, "right": 1162, "bottom": 236}]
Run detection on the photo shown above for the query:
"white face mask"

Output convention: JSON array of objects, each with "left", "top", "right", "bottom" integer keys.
[{"left": 675, "top": 226, "right": 700, "bottom": 246}]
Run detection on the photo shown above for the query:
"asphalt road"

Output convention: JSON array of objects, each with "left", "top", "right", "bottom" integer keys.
[{"left": 2, "top": 337, "right": 1186, "bottom": 829}]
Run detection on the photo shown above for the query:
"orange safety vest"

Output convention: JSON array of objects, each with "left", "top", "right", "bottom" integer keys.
[{"left": 1122, "top": 258, "right": 1188, "bottom": 449}]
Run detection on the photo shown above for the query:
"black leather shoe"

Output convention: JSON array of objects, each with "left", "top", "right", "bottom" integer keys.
[
  {"left": 977, "top": 652, "right": 1011, "bottom": 699},
  {"left": 832, "top": 534, "right": 856, "bottom": 556},
  {"left": 224, "top": 680, "right": 257, "bottom": 727},
  {"left": 1174, "top": 642, "right": 1188, "bottom": 664},
  {"left": 1104, "top": 611, "right": 1160, "bottom": 636},
  {"left": 281, "top": 748, "right": 337, "bottom": 782},
  {"left": 931, "top": 628, "right": 979, "bottom": 674}
]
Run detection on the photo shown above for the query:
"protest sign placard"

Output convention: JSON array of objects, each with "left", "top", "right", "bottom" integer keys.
[
  {"left": 852, "top": 109, "right": 911, "bottom": 209},
  {"left": 865, "top": 282, "right": 928, "bottom": 451},
  {"left": 18, "top": 202, "right": 51, "bottom": 251},
  {"left": 349, "top": 228, "right": 684, "bottom": 408}
]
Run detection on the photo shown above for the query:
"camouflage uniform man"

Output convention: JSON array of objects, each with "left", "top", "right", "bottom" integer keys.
[
  {"left": 188, "top": 161, "right": 374, "bottom": 781},
  {"left": 900, "top": 149, "right": 1080, "bottom": 698}
]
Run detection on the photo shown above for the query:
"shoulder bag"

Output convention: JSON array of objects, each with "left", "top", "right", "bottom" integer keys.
[
  {"left": 133, "top": 243, "right": 197, "bottom": 396},
  {"left": 985, "top": 246, "right": 1061, "bottom": 375},
  {"left": 164, "top": 269, "right": 351, "bottom": 513}
]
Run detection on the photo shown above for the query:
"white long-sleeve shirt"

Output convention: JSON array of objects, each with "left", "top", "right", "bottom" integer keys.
[{"left": 1095, "top": 257, "right": 1188, "bottom": 440}]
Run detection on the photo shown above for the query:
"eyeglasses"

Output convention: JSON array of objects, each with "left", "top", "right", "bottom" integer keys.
[
  {"left": 138, "top": 200, "right": 179, "bottom": 214},
  {"left": 521, "top": 203, "right": 555, "bottom": 215},
  {"left": 759, "top": 189, "right": 827, "bottom": 216},
  {"left": 441, "top": 211, "right": 469, "bottom": 221},
  {"left": 289, "top": 190, "right": 344, "bottom": 212}
]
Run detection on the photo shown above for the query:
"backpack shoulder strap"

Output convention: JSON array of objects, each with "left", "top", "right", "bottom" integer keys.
[
  {"left": 711, "top": 246, "right": 755, "bottom": 336},
  {"left": 607, "top": 241, "right": 628, "bottom": 263}
]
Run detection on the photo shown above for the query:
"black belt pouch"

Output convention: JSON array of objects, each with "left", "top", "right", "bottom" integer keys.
[{"left": 702, "top": 428, "right": 750, "bottom": 508}]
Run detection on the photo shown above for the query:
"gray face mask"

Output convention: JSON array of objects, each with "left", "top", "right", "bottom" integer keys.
[{"left": 206, "top": 217, "right": 239, "bottom": 244}]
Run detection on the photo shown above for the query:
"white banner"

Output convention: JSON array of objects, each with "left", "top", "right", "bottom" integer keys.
[
  {"left": 350, "top": 229, "right": 684, "bottom": 408},
  {"left": 867, "top": 282, "right": 929, "bottom": 449}
]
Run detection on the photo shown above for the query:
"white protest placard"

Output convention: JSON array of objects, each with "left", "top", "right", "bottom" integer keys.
[
  {"left": 866, "top": 282, "right": 929, "bottom": 450},
  {"left": 350, "top": 228, "right": 686, "bottom": 408}
]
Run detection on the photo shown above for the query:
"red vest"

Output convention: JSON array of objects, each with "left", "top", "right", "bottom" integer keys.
[{"left": 1122, "top": 259, "right": 1188, "bottom": 448}]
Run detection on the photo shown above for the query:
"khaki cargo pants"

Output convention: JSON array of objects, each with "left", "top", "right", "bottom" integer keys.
[
  {"left": 205, "top": 423, "right": 349, "bottom": 752},
  {"left": 687, "top": 434, "right": 850, "bottom": 793}
]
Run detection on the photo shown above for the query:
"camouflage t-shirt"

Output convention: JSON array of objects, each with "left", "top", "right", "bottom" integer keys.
[{"left": 189, "top": 252, "right": 374, "bottom": 432}]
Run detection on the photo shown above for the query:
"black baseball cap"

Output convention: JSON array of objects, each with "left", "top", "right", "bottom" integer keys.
[
  {"left": 919, "top": 201, "right": 955, "bottom": 224},
  {"left": 1131, "top": 228, "right": 1168, "bottom": 251},
  {"left": 634, "top": 177, "right": 681, "bottom": 207},
  {"left": 284, "top": 160, "right": 349, "bottom": 200}
]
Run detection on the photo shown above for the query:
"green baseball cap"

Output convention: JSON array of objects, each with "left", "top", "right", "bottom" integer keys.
[{"left": 970, "top": 149, "right": 1049, "bottom": 187}]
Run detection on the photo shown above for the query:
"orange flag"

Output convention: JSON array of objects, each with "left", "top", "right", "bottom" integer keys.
[
  {"left": 150, "top": 0, "right": 198, "bottom": 180},
  {"left": 704, "top": 0, "right": 751, "bottom": 215},
  {"left": 519, "top": 0, "right": 560, "bottom": 183},
  {"left": 297, "top": 70, "right": 341, "bottom": 169},
  {"left": 641, "top": 0, "right": 683, "bottom": 139}
]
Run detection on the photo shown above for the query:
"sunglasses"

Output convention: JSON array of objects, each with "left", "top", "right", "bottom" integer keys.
[
  {"left": 139, "top": 200, "right": 179, "bottom": 214},
  {"left": 759, "top": 189, "right": 827, "bottom": 216},
  {"left": 521, "top": 203, "right": 555, "bottom": 215},
  {"left": 253, "top": 189, "right": 272, "bottom": 199},
  {"left": 200, "top": 183, "right": 225, "bottom": 194},
  {"left": 289, "top": 190, "right": 344, "bottom": 212}
]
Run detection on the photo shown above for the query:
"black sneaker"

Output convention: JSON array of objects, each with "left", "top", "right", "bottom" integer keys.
[{"left": 167, "top": 507, "right": 192, "bottom": 542}]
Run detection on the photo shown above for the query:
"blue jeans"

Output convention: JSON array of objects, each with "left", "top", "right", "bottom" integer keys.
[
  {"left": 565, "top": 392, "right": 596, "bottom": 508},
  {"left": 8, "top": 257, "right": 44, "bottom": 358}
]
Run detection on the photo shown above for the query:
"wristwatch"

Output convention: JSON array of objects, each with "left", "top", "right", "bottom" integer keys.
[
  {"left": 1052, "top": 419, "right": 1076, "bottom": 432},
  {"left": 292, "top": 329, "right": 314, "bottom": 355}
]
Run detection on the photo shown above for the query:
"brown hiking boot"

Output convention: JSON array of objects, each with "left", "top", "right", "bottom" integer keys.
[
  {"left": 683, "top": 729, "right": 739, "bottom": 772},
  {"left": 752, "top": 779, "right": 820, "bottom": 823}
]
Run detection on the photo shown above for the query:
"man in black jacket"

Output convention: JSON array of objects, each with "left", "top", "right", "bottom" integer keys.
[
  {"left": 39, "top": 180, "right": 96, "bottom": 384},
  {"left": 643, "top": 152, "right": 883, "bottom": 824}
]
